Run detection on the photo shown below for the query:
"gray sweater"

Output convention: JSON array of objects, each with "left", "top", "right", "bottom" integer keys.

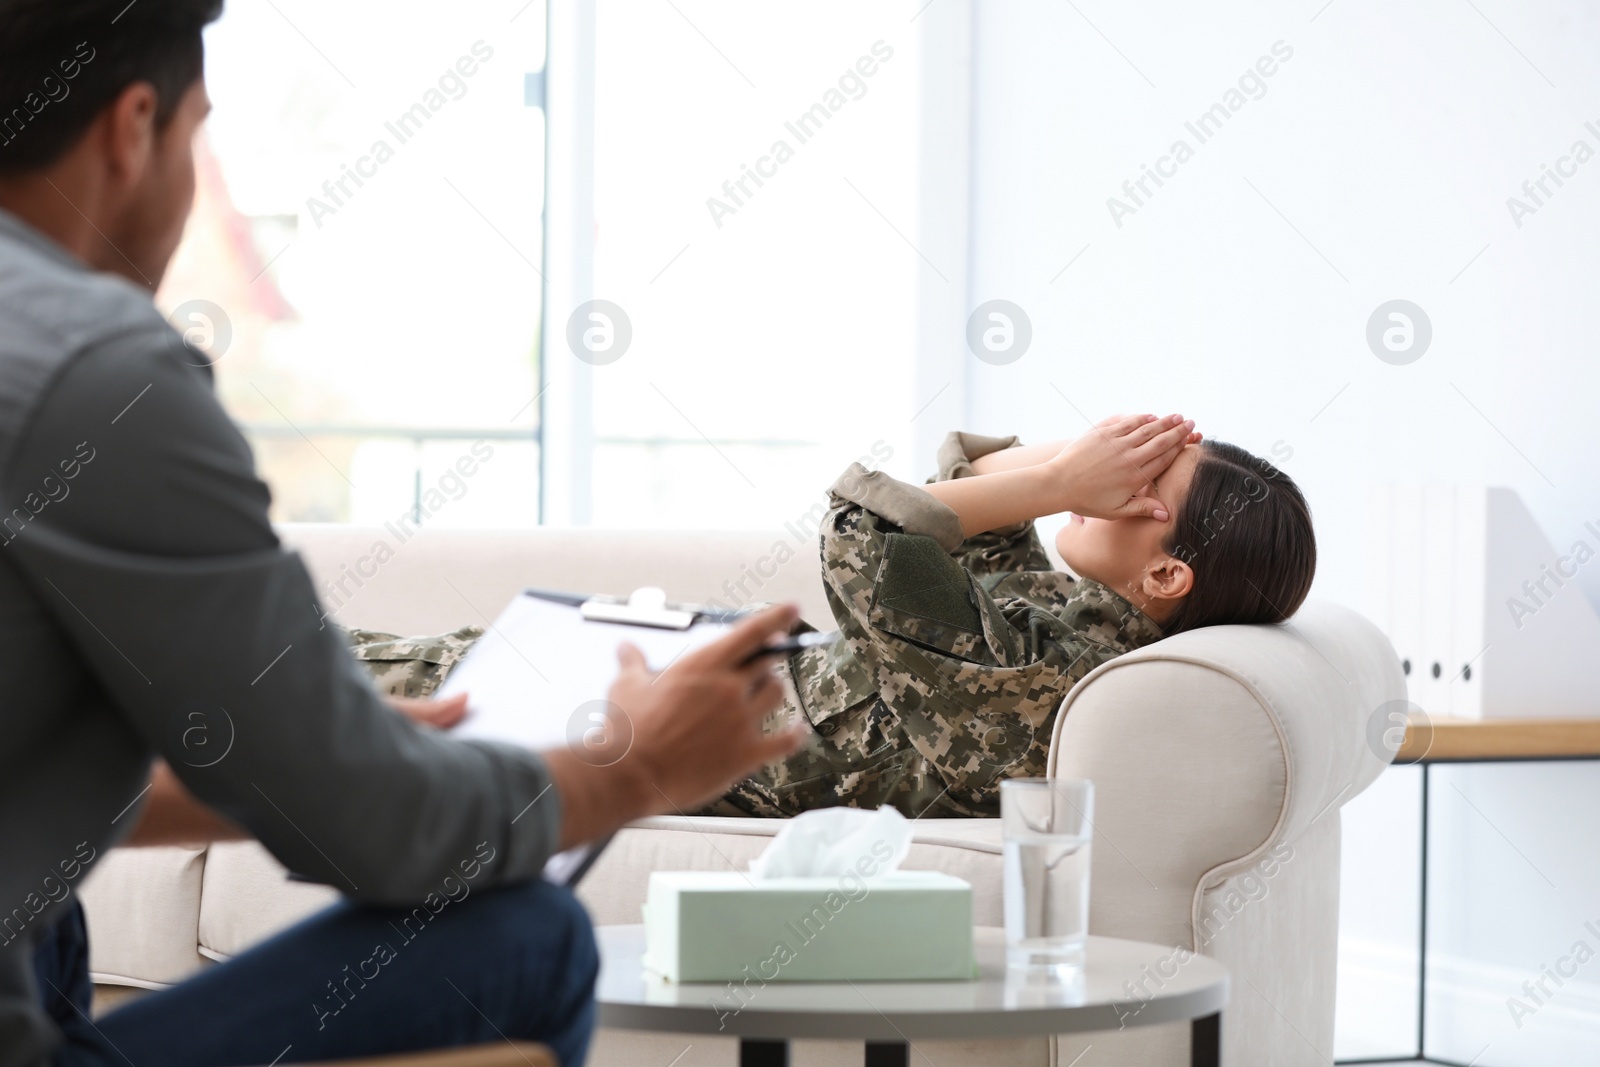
[{"left": 0, "top": 209, "right": 563, "bottom": 1067}]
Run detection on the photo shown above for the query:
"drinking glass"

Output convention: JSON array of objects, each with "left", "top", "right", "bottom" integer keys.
[{"left": 1001, "top": 778, "right": 1094, "bottom": 975}]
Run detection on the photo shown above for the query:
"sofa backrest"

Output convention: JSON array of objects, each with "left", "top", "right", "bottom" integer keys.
[{"left": 277, "top": 524, "right": 836, "bottom": 634}]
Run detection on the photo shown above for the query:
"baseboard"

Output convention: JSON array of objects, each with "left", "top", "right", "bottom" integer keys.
[{"left": 1338, "top": 937, "right": 1600, "bottom": 1064}]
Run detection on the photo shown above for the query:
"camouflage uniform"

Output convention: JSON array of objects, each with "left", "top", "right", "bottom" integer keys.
[
  {"left": 338, "top": 432, "right": 1163, "bottom": 821},
  {"left": 341, "top": 625, "right": 483, "bottom": 697},
  {"left": 701, "top": 430, "right": 1165, "bottom": 820}
]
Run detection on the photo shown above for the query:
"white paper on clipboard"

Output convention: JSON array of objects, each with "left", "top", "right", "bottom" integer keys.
[{"left": 435, "top": 593, "right": 734, "bottom": 884}]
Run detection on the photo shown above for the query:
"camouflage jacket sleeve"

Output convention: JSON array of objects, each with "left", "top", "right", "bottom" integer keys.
[
  {"left": 926, "top": 430, "right": 1053, "bottom": 575},
  {"left": 817, "top": 458, "right": 1162, "bottom": 806}
]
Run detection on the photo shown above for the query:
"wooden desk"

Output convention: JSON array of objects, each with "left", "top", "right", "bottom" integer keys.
[
  {"left": 1355, "top": 714, "right": 1600, "bottom": 1065},
  {"left": 1399, "top": 714, "right": 1600, "bottom": 763}
]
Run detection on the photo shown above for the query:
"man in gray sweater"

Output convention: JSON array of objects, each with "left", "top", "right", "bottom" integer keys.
[{"left": 0, "top": 2, "right": 804, "bottom": 1064}]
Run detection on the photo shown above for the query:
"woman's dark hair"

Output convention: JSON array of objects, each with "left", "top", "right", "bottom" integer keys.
[
  {"left": 1160, "top": 440, "right": 1316, "bottom": 635},
  {"left": 0, "top": 0, "right": 223, "bottom": 175}
]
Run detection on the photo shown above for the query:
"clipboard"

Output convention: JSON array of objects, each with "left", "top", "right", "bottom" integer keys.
[
  {"left": 436, "top": 586, "right": 742, "bottom": 887},
  {"left": 522, "top": 585, "right": 750, "bottom": 629}
]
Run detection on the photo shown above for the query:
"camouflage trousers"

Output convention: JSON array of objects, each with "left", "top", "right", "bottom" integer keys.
[
  {"left": 692, "top": 659, "right": 1007, "bottom": 821},
  {"left": 341, "top": 625, "right": 484, "bottom": 697},
  {"left": 343, "top": 626, "right": 1005, "bottom": 820}
]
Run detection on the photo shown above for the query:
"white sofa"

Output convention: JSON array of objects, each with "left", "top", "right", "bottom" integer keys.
[{"left": 78, "top": 525, "right": 1402, "bottom": 1066}]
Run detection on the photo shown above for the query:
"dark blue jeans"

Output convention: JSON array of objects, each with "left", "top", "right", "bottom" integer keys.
[{"left": 33, "top": 880, "right": 597, "bottom": 1066}]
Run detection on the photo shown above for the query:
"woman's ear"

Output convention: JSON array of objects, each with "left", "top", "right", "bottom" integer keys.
[{"left": 1140, "top": 555, "right": 1194, "bottom": 612}]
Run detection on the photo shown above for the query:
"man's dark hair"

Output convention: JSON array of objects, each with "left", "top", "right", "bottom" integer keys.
[
  {"left": 0, "top": 0, "right": 223, "bottom": 175},
  {"left": 1161, "top": 440, "right": 1317, "bottom": 634}
]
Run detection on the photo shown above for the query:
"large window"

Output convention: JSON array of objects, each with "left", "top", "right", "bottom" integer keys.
[
  {"left": 158, "top": 0, "right": 548, "bottom": 527},
  {"left": 163, "top": 2, "right": 933, "bottom": 532},
  {"left": 567, "top": 2, "right": 925, "bottom": 526}
]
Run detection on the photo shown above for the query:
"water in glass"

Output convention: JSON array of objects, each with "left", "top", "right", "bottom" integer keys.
[{"left": 1004, "top": 831, "right": 1091, "bottom": 973}]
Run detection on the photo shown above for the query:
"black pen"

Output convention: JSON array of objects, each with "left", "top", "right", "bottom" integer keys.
[{"left": 738, "top": 630, "right": 837, "bottom": 666}]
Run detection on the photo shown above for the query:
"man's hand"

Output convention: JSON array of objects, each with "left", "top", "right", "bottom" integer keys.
[
  {"left": 1047, "top": 413, "right": 1196, "bottom": 521},
  {"left": 611, "top": 605, "right": 805, "bottom": 813},
  {"left": 543, "top": 603, "right": 804, "bottom": 851}
]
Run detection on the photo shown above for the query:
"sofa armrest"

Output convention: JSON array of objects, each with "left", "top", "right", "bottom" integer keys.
[
  {"left": 1045, "top": 600, "right": 1403, "bottom": 1066},
  {"left": 1046, "top": 600, "right": 1401, "bottom": 945},
  {"left": 1048, "top": 658, "right": 1289, "bottom": 946}
]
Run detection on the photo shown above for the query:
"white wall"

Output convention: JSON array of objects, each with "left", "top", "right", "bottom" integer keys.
[
  {"left": 961, "top": 0, "right": 1600, "bottom": 611},
  {"left": 960, "top": 1, "right": 1600, "bottom": 1062}
]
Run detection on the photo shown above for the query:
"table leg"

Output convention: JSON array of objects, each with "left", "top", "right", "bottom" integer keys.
[
  {"left": 1191, "top": 1012, "right": 1220, "bottom": 1067},
  {"left": 740, "top": 1039, "right": 788, "bottom": 1067},
  {"left": 1417, "top": 761, "right": 1430, "bottom": 1059},
  {"left": 865, "top": 1041, "right": 910, "bottom": 1067}
]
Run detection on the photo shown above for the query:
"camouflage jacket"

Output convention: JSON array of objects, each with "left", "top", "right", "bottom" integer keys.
[
  {"left": 703, "top": 431, "right": 1165, "bottom": 820},
  {"left": 341, "top": 625, "right": 483, "bottom": 697}
]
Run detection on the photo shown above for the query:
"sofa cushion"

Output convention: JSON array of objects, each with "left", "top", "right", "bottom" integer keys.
[
  {"left": 197, "top": 841, "right": 340, "bottom": 961},
  {"left": 79, "top": 846, "right": 208, "bottom": 989},
  {"left": 82, "top": 818, "right": 1001, "bottom": 986},
  {"left": 95, "top": 818, "right": 1001, "bottom": 981}
]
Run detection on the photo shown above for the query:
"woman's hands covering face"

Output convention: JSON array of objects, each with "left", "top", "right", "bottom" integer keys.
[{"left": 1049, "top": 413, "right": 1200, "bottom": 522}]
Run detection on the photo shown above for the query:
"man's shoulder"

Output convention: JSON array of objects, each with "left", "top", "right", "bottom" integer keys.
[
  {"left": 0, "top": 225, "right": 207, "bottom": 473},
  {"left": 0, "top": 224, "right": 173, "bottom": 362}
]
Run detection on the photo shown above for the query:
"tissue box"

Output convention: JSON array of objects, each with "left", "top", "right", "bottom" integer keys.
[{"left": 641, "top": 870, "right": 973, "bottom": 983}]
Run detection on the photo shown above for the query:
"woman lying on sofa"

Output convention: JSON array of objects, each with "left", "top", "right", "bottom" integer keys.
[
  {"left": 350, "top": 413, "right": 1316, "bottom": 821},
  {"left": 697, "top": 414, "right": 1316, "bottom": 819}
]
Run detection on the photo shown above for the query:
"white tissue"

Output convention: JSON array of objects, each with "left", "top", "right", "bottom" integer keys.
[{"left": 748, "top": 806, "right": 914, "bottom": 879}]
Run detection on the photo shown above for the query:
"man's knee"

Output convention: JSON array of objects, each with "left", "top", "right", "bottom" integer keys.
[
  {"left": 539, "top": 880, "right": 596, "bottom": 957},
  {"left": 484, "top": 884, "right": 597, "bottom": 1061},
  {"left": 478, "top": 881, "right": 598, "bottom": 990}
]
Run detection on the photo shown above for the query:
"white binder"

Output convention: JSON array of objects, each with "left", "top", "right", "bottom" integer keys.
[{"left": 1366, "top": 485, "right": 1600, "bottom": 719}]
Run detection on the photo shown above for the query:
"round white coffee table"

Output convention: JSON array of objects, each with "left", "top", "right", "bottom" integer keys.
[{"left": 596, "top": 925, "right": 1228, "bottom": 1067}]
